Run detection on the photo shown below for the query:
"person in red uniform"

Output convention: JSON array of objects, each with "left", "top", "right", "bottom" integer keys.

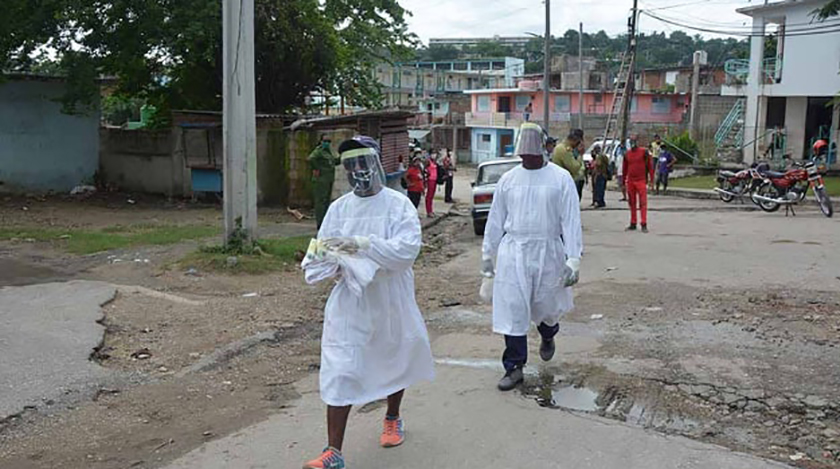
[{"left": 622, "top": 134, "right": 654, "bottom": 233}]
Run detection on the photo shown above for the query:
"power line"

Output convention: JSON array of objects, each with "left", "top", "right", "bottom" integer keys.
[
  {"left": 642, "top": 10, "right": 840, "bottom": 36},
  {"left": 649, "top": 9, "right": 840, "bottom": 32}
]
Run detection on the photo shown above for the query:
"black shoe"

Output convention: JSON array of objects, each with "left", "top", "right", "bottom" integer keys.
[
  {"left": 626, "top": 224, "right": 637, "bottom": 231},
  {"left": 641, "top": 224, "right": 649, "bottom": 233},
  {"left": 540, "top": 338, "right": 556, "bottom": 361},
  {"left": 497, "top": 367, "right": 524, "bottom": 391}
]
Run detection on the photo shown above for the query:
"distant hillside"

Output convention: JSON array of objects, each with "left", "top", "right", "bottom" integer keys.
[{"left": 415, "top": 29, "right": 750, "bottom": 74}]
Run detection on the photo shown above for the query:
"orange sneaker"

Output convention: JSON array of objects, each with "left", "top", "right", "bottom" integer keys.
[
  {"left": 380, "top": 416, "right": 405, "bottom": 448},
  {"left": 302, "top": 447, "right": 344, "bottom": 469}
]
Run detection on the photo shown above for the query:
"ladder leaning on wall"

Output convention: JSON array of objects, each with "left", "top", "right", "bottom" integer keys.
[{"left": 602, "top": 52, "right": 634, "bottom": 144}]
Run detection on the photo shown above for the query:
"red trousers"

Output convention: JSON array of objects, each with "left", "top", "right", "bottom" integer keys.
[
  {"left": 627, "top": 180, "right": 648, "bottom": 225},
  {"left": 425, "top": 181, "right": 437, "bottom": 214}
]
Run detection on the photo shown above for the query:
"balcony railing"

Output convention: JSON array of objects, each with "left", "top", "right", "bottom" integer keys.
[
  {"left": 724, "top": 58, "right": 783, "bottom": 85},
  {"left": 465, "top": 111, "right": 572, "bottom": 128}
]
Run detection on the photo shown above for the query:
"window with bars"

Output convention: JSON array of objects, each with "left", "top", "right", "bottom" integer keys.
[
  {"left": 555, "top": 95, "right": 571, "bottom": 112},
  {"left": 651, "top": 96, "right": 671, "bottom": 114}
]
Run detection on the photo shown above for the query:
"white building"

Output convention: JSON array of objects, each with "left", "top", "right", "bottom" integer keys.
[
  {"left": 375, "top": 58, "right": 525, "bottom": 107},
  {"left": 429, "top": 36, "right": 532, "bottom": 50},
  {"left": 724, "top": 0, "right": 840, "bottom": 164}
]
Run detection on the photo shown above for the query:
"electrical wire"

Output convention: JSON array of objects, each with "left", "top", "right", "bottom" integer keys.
[
  {"left": 640, "top": 0, "right": 840, "bottom": 31},
  {"left": 642, "top": 10, "right": 840, "bottom": 36},
  {"left": 652, "top": 11, "right": 840, "bottom": 32}
]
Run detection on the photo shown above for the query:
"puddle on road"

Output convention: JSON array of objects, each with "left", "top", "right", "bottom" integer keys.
[
  {"left": 542, "top": 385, "right": 599, "bottom": 411},
  {"left": 524, "top": 368, "right": 704, "bottom": 438},
  {"left": 0, "top": 258, "right": 65, "bottom": 286}
]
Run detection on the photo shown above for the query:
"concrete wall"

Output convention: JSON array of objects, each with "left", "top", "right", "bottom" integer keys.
[
  {"left": 754, "top": 3, "right": 840, "bottom": 97},
  {"left": 784, "top": 96, "right": 808, "bottom": 159},
  {"left": 99, "top": 128, "right": 188, "bottom": 196},
  {"left": 0, "top": 80, "right": 99, "bottom": 192}
]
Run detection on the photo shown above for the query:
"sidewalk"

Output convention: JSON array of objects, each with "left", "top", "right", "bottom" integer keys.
[{"left": 163, "top": 363, "right": 788, "bottom": 469}]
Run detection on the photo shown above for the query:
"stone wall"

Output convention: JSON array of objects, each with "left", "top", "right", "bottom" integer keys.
[{"left": 99, "top": 128, "right": 188, "bottom": 196}]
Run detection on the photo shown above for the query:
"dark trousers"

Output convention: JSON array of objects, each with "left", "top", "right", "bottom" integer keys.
[
  {"left": 655, "top": 172, "right": 670, "bottom": 194},
  {"left": 575, "top": 179, "right": 584, "bottom": 200},
  {"left": 502, "top": 322, "right": 560, "bottom": 372},
  {"left": 313, "top": 182, "right": 333, "bottom": 230},
  {"left": 594, "top": 175, "right": 607, "bottom": 207},
  {"left": 444, "top": 177, "right": 454, "bottom": 203},
  {"left": 407, "top": 191, "right": 422, "bottom": 208}
]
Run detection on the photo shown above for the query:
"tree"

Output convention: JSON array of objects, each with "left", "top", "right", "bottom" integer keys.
[
  {"left": 1, "top": 0, "right": 414, "bottom": 115},
  {"left": 816, "top": 0, "right": 839, "bottom": 19}
]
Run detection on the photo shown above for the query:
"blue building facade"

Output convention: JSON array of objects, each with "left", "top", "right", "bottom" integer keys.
[
  {"left": 0, "top": 77, "right": 100, "bottom": 192},
  {"left": 470, "top": 127, "right": 516, "bottom": 163}
]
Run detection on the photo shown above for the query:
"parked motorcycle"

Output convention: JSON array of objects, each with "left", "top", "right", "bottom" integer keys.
[
  {"left": 751, "top": 159, "right": 833, "bottom": 217},
  {"left": 714, "top": 162, "right": 768, "bottom": 203}
]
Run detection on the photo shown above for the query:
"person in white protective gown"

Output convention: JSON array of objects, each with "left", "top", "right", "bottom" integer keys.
[
  {"left": 301, "top": 136, "right": 435, "bottom": 469},
  {"left": 481, "top": 122, "right": 583, "bottom": 391}
]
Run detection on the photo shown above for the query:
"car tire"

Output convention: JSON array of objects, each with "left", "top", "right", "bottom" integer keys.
[{"left": 473, "top": 219, "right": 486, "bottom": 236}]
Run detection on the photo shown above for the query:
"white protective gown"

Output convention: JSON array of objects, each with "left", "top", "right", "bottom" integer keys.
[
  {"left": 482, "top": 163, "right": 583, "bottom": 336},
  {"left": 306, "top": 187, "right": 435, "bottom": 407}
]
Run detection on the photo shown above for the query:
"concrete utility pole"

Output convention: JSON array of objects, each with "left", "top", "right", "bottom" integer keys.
[
  {"left": 544, "top": 0, "right": 551, "bottom": 132},
  {"left": 619, "top": 0, "right": 639, "bottom": 145},
  {"left": 689, "top": 50, "right": 703, "bottom": 140},
  {"left": 222, "top": 0, "right": 258, "bottom": 243},
  {"left": 579, "top": 22, "right": 584, "bottom": 129}
]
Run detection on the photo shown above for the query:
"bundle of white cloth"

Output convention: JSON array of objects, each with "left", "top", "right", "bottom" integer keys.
[{"left": 301, "top": 238, "right": 379, "bottom": 297}]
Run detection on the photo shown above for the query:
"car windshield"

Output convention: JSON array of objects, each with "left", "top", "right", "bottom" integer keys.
[{"left": 477, "top": 162, "right": 519, "bottom": 186}]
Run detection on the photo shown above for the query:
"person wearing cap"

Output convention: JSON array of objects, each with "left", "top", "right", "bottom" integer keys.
[
  {"left": 301, "top": 136, "right": 435, "bottom": 469},
  {"left": 308, "top": 135, "right": 341, "bottom": 229},
  {"left": 552, "top": 130, "right": 587, "bottom": 200},
  {"left": 481, "top": 123, "right": 583, "bottom": 391}
]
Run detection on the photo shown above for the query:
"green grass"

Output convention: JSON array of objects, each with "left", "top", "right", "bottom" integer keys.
[
  {"left": 670, "top": 175, "right": 840, "bottom": 197},
  {"left": 0, "top": 225, "right": 219, "bottom": 255},
  {"left": 179, "top": 236, "right": 311, "bottom": 274},
  {"left": 669, "top": 175, "right": 717, "bottom": 190}
]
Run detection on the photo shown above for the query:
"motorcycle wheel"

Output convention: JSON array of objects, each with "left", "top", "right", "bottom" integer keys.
[
  {"left": 815, "top": 186, "right": 834, "bottom": 218},
  {"left": 718, "top": 180, "right": 734, "bottom": 203},
  {"left": 754, "top": 182, "right": 781, "bottom": 213}
]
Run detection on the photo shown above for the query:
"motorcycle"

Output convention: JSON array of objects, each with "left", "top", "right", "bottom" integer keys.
[
  {"left": 714, "top": 162, "right": 768, "bottom": 203},
  {"left": 751, "top": 159, "right": 833, "bottom": 217}
]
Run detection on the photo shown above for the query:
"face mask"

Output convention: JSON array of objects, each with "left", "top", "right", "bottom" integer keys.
[{"left": 321, "top": 141, "right": 331, "bottom": 149}]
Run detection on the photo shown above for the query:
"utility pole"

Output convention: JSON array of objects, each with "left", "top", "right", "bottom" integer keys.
[
  {"left": 543, "top": 0, "right": 551, "bottom": 132},
  {"left": 222, "top": 0, "right": 258, "bottom": 243},
  {"left": 619, "top": 0, "right": 638, "bottom": 145},
  {"left": 689, "top": 50, "right": 703, "bottom": 139},
  {"left": 579, "top": 22, "right": 584, "bottom": 130}
]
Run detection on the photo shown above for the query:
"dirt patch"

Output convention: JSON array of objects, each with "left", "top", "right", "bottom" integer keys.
[
  {"left": 0, "top": 211, "right": 473, "bottom": 469},
  {"left": 548, "top": 282, "right": 840, "bottom": 468}
]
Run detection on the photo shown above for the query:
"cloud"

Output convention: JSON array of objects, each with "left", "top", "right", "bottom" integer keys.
[{"left": 399, "top": 0, "right": 755, "bottom": 44}]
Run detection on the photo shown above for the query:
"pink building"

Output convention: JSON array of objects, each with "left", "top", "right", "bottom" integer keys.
[{"left": 464, "top": 86, "right": 689, "bottom": 162}]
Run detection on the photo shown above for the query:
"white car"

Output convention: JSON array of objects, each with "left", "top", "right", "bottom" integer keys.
[
  {"left": 470, "top": 157, "right": 521, "bottom": 235},
  {"left": 583, "top": 139, "right": 628, "bottom": 165}
]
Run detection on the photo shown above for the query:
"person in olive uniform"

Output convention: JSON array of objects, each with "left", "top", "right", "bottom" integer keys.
[{"left": 309, "top": 135, "right": 341, "bottom": 229}]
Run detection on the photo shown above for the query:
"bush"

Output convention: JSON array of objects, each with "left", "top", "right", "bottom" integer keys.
[{"left": 666, "top": 131, "right": 699, "bottom": 163}]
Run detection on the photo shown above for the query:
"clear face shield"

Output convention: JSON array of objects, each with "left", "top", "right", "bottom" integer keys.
[{"left": 340, "top": 147, "right": 386, "bottom": 197}]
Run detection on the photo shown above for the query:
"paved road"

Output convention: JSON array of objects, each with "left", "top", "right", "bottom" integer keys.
[
  {"left": 164, "top": 364, "right": 787, "bottom": 469},
  {"left": 0, "top": 281, "right": 116, "bottom": 419},
  {"left": 161, "top": 186, "right": 827, "bottom": 469}
]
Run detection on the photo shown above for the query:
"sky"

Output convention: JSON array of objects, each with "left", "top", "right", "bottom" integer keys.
[{"left": 397, "top": 0, "right": 761, "bottom": 44}]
